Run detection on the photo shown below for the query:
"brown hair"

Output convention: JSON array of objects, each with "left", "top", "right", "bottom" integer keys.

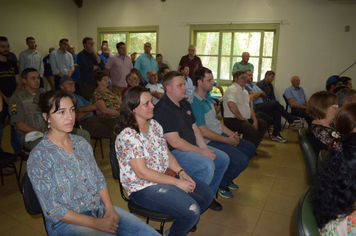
[
  {"left": 94, "top": 71, "right": 109, "bottom": 86},
  {"left": 307, "top": 91, "right": 338, "bottom": 120},
  {"left": 162, "top": 71, "right": 183, "bottom": 93}
]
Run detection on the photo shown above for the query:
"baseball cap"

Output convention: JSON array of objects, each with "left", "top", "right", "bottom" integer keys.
[
  {"left": 59, "top": 75, "right": 73, "bottom": 86},
  {"left": 326, "top": 75, "right": 341, "bottom": 85}
]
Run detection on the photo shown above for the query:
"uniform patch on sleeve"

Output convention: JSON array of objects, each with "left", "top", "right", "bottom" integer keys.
[{"left": 10, "top": 103, "right": 17, "bottom": 115}]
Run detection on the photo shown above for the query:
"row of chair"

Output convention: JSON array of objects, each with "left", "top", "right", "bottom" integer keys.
[{"left": 296, "top": 128, "right": 329, "bottom": 235}]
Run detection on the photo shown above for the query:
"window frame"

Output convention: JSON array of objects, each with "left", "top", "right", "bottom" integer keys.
[
  {"left": 97, "top": 25, "right": 159, "bottom": 56},
  {"left": 190, "top": 23, "right": 280, "bottom": 86}
]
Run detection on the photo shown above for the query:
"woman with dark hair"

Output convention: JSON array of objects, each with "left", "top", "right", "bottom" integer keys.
[
  {"left": 27, "top": 90, "right": 159, "bottom": 236},
  {"left": 91, "top": 71, "right": 121, "bottom": 118},
  {"left": 311, "top": 132, "right": 356, "bottom": 235},
  {"left": 115, "top": 86, "right": 214, "bottom": 236},
  {"left": 306, "top": 91, "right": 339, "bottom": 156}
]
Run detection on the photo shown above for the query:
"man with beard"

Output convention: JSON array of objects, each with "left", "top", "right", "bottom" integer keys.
[{"left": 0, "top": 36, "right": 22, "bottom": 156}]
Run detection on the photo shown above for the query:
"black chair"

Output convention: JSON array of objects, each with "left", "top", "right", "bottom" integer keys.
[
  {"left": 22, "top": 172, "right": 48, "bottom": 235},
  {"left": 109, "top": 144, "right": 174, "bottom": 235},
  {"left": 283, "top": 94, "right": 304, "bottom": 129},
  {"left": 0, "top": 152, "right": 21, "bottom": 193},
  {"left": 296, "top": 187, "right": 319, "bottom": 236},
  {"left": 19, "top": 146, "right": 31, "bottom": 177},
  {"left": 298, "top": 128, "right": 318, "bottom": 185},
  {"left": 93, "top": 138, "right": 104, "bottom": 159}
]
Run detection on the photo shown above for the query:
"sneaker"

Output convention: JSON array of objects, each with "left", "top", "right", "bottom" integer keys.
[
  {"left": 271, "top": 135, "right": 287, "bottom": 143},
  {"left": 209, "top": 199, "right": 223, "bottom": 211},
  {"left": 218, "top": 187, "right": 234, "bottom": 198},
  {"left": 289, "top": 119, "right": 303, "bottom": 127},
  {"left": 227, "top": 181, "right": 239, "bottom": 190}
]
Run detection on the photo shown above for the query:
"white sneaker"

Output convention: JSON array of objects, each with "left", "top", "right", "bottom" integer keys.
[
  {"left": 290, "top": 119, "right": 303, "bottom": 127},
  {"left": 271, "top": 135, "right": 287, "bottom": 143}
]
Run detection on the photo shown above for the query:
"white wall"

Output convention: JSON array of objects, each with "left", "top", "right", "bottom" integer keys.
[
  {"left": 1, "top": 0, "right": 78, "bottom": 60},
  {"left": 77, "top": 0, "right": 356, "bottom": 101}
]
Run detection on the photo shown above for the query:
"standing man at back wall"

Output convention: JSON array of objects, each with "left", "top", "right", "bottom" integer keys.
[
  {"left": 77, "top": 37, "right": 105, "bottom": 101},
  {"left": 178, "top": 45, "right": 202, "bottom": 79},
  {"left": 232, "top": 52, "right": 254, "bottom": 73},
  {"left": 134, "top": 42, "right": 158, "bottom": 86}
]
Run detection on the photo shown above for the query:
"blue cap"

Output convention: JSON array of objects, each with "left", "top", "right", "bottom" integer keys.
[{"left": 326, "top": 75, "right": 341, "bottom": 85}]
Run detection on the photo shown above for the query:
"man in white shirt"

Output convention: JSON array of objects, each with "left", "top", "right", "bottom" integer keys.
[
  {"left": 180, "top": 64, "right": 194, "bottom": 98},
  {"left": 19, "top": 37, "right": 44, "bottom": 87},
  {"left": 223, "top": 70, "right": 268, "bottom": 148},
  {"left": 145, "top": 70, "right": 164, "bottom": 105},
  {"left": 50, "top": 38, "right": 74, "bottom": 89}
]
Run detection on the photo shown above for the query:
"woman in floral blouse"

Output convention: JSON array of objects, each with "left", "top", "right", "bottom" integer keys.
[
  {"left": 115, "top": 86, "right": 214, "bottom": 236},
  {"left": 306, "top": 91, "right": 338, "bottom": 156},
  {"left": 91, "top": 71, "right": 121, "bottom": 118},
  {"left": 27, "top": 90, "right": 159, "bottom": 236}
]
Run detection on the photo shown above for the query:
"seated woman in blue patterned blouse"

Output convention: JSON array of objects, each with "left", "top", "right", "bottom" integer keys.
[{"left": 27, "top": 90, "right": 159, "bottom": 236}]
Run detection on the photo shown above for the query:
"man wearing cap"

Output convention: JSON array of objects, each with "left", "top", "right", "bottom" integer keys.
[
  {"left": 326, "top": 75, "right": 343, "bottom": 93},
  {"left": 130, "top": 51, "right": 137, "bottom": 67},
  {"left": 50, "top": 38, "right": 74, "bottom": 89},
  {"left": 284, "top": 76, "right": 313, "bottom": 126},
  {"left": 9, "top": 68, "right": 90, "bottom": 150},
  {"left": 59, "top": 75, "right": 117, "bottom": 143},
  {"left": 105, "top": 42, "right": 132, "bottom": 97}
]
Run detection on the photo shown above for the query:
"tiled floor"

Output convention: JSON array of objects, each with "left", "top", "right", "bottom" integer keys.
[{"left": 0, "top": 124, "right": 307, "bottom": 236}]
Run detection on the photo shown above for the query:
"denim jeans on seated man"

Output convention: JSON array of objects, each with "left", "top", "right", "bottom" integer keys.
[
  {"left": 207, "top": 135, "right": 256, "bottom": 188},
  {"left": 45, "top": 206, "right": 160, "bottom": 236},
  {"left": 171, "top": 145, "right": 229, "bottom": 194},
  {"left": 130, "top": 177, "right": 214, "bottom": 236}
]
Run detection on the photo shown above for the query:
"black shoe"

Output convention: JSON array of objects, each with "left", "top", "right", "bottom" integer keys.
[
  {"left": 209, "top": 199, "right": 223, "bottom": 211},
  {"left": 189, "top": 224, "right": 197, "bottom": 232}
]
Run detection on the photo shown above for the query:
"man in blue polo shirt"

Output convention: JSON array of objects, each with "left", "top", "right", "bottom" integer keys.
[
  {"left": 154, "top": 71, "right": 229, "bottom": 211},
  {"left": 188, "top": 67, "right": 256, "bottom": 199},
  {"left": 284, "top": 76, "right": 312, "bottom": 126},
  {"left": 134, "top": 42, "right": 158, "bottom": 86}
]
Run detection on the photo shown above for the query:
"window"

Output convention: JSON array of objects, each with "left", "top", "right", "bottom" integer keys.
[
  {"left": 97, "top": 26, "right": 158, "bottom": 56},
  {"left": 191, "top": 24, "right": 279, "bottom": 86}
]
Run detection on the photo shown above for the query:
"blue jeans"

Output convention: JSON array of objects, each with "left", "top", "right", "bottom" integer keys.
[
  {"left": 208, "top": 136, "right": 256, "bottom": 187},
  {"left": 130, "top": 177, "right": 213, "bottom": 236},
  {"left": 0, "top": 103, "right": 21, "bottom": 153},
  {"left": 45, "top": 206, "right": 160, "bottom": 236},
  {"left": 171, "top": 145, "right": 229, "bottom": 194}
]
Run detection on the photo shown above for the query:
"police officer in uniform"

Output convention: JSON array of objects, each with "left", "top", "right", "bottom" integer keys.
[{"left": 9, "top": 68, "right": 90, "bottom": 150}]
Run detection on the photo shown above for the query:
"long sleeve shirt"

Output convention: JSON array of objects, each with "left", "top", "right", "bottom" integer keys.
[
  {"left": 77, "top": 50, "right": 105, "bottom": 84},
  {"left": 49, "top": 49, "right": 74, "bottom": 76},
  {"left": 19, "top": 49, "right": 44, "bottom": 77}
]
